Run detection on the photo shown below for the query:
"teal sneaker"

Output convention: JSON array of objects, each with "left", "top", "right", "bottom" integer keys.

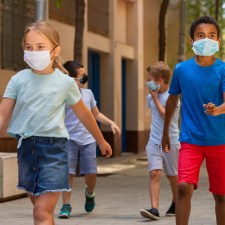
[
  {"left": 85, "top": 188, "right": 95, "bottom": 212},
  {"left": 58, "top": 204, "right": 72, "bottom": 219}
]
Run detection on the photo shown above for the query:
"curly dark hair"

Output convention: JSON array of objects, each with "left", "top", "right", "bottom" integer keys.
[
  {"left": 63, "top": 61, "right": 84, "bottom": 78},
  {"left": 189, "top": 16, "right": 220, "bottom": 40}
]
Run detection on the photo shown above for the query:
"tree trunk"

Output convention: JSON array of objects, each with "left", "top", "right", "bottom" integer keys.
[
  {"left": 74, "top": 0, "right": 85, "bottom": 62},
  {"left": 158, "top": 0, "right": 170, "bottom": 61},
  {"left": 215, "top": 0, "right": 220, "bottom": 21}
]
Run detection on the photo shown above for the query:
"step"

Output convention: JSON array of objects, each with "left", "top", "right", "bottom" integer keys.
[{"left": 0, "top": 153, "right": 26, "bottom": 202}]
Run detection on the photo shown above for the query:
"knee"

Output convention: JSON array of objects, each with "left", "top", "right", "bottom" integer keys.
[
  {"left": 33, "top": 206, "right": 51, "bottom": 223},
  {"left": 177, "top": 183, "right": 194, "bottom": 198},
  {"left": 213, "top": 194, "right": 225, "bottom": 204},
  {"left": 150, "top": 170, "right": 161, "bottom": 179}
]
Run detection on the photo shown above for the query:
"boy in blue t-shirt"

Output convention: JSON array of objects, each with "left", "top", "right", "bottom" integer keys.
[{"left": 162, "top": 16, "right": 225, "bottom": 225}]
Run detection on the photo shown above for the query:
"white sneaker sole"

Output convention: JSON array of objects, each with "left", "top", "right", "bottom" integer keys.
[
  {"left": 58, "top": 214, "right": 70, "bottom": 219},
  {"left": 140, "top": 209, "right": 159, "bottom": 220},
  {"left": 166, "top": 213, "right": 175, "bottom": 217}
]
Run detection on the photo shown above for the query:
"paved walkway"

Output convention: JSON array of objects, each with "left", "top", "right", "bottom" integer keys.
[{"left": 0, "top": 152, "right": 216, "bottom": 225}]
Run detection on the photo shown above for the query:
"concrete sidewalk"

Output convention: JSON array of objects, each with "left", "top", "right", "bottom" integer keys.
[{"left": 0, "top": 152, "right": 216, "bottom": 225}]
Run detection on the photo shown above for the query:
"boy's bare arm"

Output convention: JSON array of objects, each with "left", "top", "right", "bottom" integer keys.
[
  {"left": 70, "top": 99, "right": 112, "bottom": 157},
  {"left": 149, "top": 89, "right": 165, "bottom": 119},
  {"left": 162, "top": 94, "right": 179, "bottom": 152},
  {"left": 91, "top": 106, "right": 121, "bottom": 137}
]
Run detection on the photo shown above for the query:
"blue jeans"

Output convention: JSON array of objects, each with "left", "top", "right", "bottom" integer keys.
[{"left": 17, "top": 136, "right": 70, "bottom": 196}]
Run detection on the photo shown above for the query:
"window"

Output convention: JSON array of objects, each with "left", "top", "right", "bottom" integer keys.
[
  {"left": 88, "top": 0, "right": 109, "bottom": 36},
  {"left": 49, "top": 0, "right": 109, "bottom": 36},
  {"left": 0, "top": 0, "right": 35, "bottom": 70}
]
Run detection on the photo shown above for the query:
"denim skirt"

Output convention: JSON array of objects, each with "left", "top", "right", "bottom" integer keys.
[{"left": 17, "top": 136, "right": 70, "bottom": 196}]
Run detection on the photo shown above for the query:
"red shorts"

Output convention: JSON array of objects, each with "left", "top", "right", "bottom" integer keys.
[{"left": 178, "top": 142, "right": 225, "bottom": 194}]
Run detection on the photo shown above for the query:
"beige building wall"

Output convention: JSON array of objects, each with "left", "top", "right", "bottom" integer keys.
[
  {"left": 143, "top": 0, "right": 161, "bottom": 132},
  {"left": 0, "top": 70, "right": 15, "bottom": 96}
]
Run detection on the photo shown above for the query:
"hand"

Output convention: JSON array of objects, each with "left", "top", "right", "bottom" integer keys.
[
  {"left": 99, "top": 140, "right": 112, "bottom": 158},
  {"left": 149, "top": 88, "right": 159, "bottom": 100},
  {"left": 203, "top": 102, "right": 218, "bottom": 116},
  {"left": 111, "top": 122, "right": 121, "bottom": 137},
  {"left": 161, "top": 132, "right": 170, "bottom": 153}
]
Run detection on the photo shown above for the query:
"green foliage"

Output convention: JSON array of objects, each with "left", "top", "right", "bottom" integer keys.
[
  {"left": 186, "top": 0, "right": 224, "bottom": 24},
  {"left": 185, "top": 0, "right": 225, "bottom": 60},
  {"left": 54, "top": 0, "right": 62, "bottom": 8}
]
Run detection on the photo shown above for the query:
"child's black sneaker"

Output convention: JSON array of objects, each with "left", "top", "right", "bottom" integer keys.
[
  {"left": 140, "top": 208, "right": 160, "bottom": 220},
  {"left": 166, "top": 202, "right": 175, "bottom": 216}
]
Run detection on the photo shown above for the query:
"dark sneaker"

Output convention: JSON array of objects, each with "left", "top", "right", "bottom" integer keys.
[
  {"left": 140, "top": 208, "right": 160, "bottom": 220},
  {"left": 166, "top": 202, "right": 175, "bottom": 216},
  {"left": 85, "top": 188, "right": 95, "bottom": 212},
  {"left": 58, "top": 204, "right": 72, "bottom": 219}
]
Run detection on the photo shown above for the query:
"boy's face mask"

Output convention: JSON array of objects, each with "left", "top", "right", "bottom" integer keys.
[
  {"left": 192, "top": 38, "right": 219, "bottom": 56},
  {"left": 146, "top": 80, "right": 160, "bottom": 92},
  {"left": 74, "top": 74, "right": 88, "bottom": 84},
  {"left": 79, "top": 74, "right": 88, "bottom": 84}
]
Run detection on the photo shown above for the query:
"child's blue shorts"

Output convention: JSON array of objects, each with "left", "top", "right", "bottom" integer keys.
[
  {"left": 68, "top": 140, "right": 97, "bottom": 175},
  {"left": 17, "top": 136, "right": 70, "bottom": 196}
]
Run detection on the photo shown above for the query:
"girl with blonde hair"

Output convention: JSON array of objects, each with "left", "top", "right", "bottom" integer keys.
[{"left": 0, "top": 21, "right": 112, "bottom": 225}]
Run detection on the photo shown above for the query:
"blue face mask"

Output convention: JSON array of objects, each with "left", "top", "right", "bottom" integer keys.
[
  {"left": 146, "top": 81, "right": 160, "bottom": 92},
  {"left": 192, "top": 38, "right": 219, "bottom": 56}
]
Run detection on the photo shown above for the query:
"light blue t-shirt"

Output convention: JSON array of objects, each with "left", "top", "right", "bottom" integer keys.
[
  {"left": 65, "top": 88, "right": 96, "bottom": 145},
  {"left": 169, "top": 57, "right": 225, "bottom": 146},
  {"left": 147, "top": 90, "right": 180, "bottom": 145},
  {"left": 3, "top": 68, "right": 81, "bottom": 143}
]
